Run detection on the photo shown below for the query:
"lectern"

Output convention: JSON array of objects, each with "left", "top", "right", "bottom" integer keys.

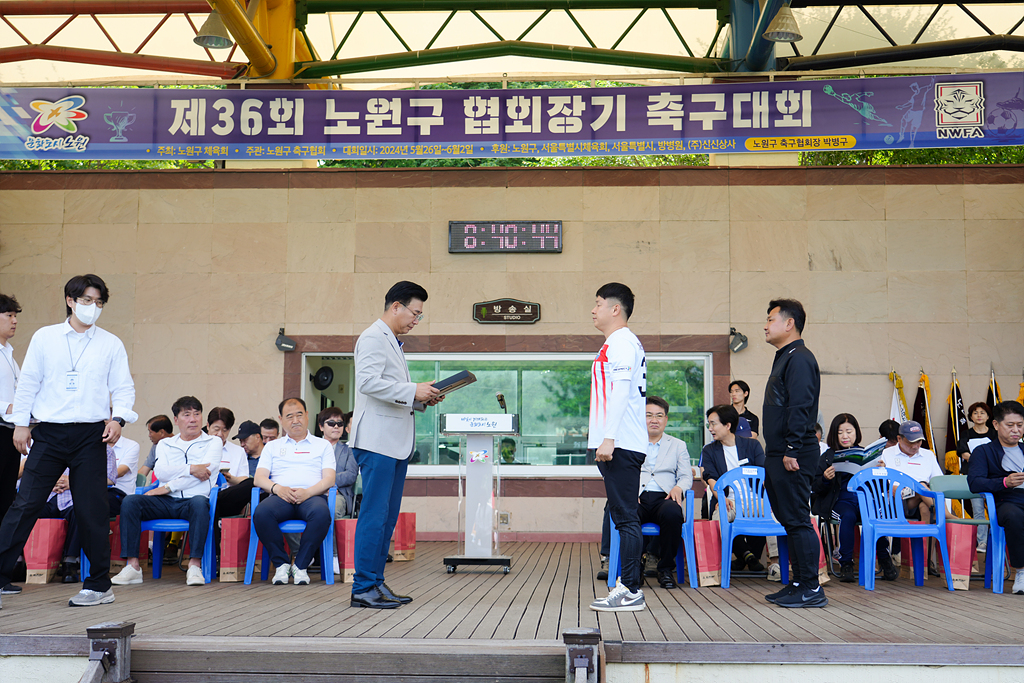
[{"left": 440, "top": 413, "right": 518, "bottom": 574}]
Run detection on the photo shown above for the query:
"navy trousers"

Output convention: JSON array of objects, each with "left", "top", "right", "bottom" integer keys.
[
  {"left": 352, "top": 448, "right": 408, "bottom": 595},
  {"left": 252, "top": 494, "right": 331, "bottom": 570}
]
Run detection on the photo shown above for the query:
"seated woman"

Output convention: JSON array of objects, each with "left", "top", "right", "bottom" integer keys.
[
  {"left": 967, "top": 400, "right": 1024, "bottom": 595},
  {"left": 812, "top": 413, "right": 898, "bottom": 583},
  {"left": 959, "top": 402, "right": 996, "bottom": 553},
  {"left": 700, "top": 404, "right": 766, "bottom": 573}
]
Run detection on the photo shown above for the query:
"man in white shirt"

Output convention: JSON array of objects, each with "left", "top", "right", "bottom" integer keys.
[
  {"left": 109, "top": 433, "right": 141, "bottom": 516},
  {"left": 111, "top": 396, "right": 220, "bottom": 587},
  {"left": 879, "top": 420, "right": 944, "bottom": 523},
  {"left": 0, "top": 293, "right": 21, "bottom": 535},
  {"left": 588, "top": 283, "right": 649, "bottom": 613},
  {"left": 137, "top": 415, "right": 173, "bottom": 482},
  {"left": 0, "top": 275, "right": 137, "bottom": 609},
  {"left": 253, "top": 397, "right": 335, "bottom": 586}
]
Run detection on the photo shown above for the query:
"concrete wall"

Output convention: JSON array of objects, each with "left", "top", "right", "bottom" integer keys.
[{"left": 1, "top": 165, "right": 1022, "bottom": 537}]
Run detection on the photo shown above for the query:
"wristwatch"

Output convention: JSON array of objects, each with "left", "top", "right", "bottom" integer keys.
[{"left": 112, "top": 417, "right": 125, "bottom": 427}]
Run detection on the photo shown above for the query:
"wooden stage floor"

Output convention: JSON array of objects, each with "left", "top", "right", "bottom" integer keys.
[{"left": 2, "top": 541, "right": 1022, "bottom": 645}]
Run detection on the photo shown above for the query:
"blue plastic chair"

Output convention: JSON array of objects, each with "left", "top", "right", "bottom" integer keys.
[
  {"left": 607, "top": 489, "right": 698, "bottom": 589},
  {"left": 929, "top": 474, "right": 1007, "bottom": 593},
  {"left": 83, "top": 482, "right": 219, "bottom": 583},
  {"left": 848, "top": 467, "right": 954, "bottom": 591},
  {"left": 244, "top": 485, "right": 337, "bottom": 585},
  {"left": 715, "top": 466, "right": 790, "bottom": 589}
]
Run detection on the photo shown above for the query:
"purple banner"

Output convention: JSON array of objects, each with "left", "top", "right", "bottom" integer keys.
[{"left": 1, "top": 72, "right": 1022, "bottom": 160}]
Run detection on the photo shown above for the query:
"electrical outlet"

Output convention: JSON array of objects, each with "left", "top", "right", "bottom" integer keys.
[{"left": 498, "top": 511, "right": 511, "bottom": 526}]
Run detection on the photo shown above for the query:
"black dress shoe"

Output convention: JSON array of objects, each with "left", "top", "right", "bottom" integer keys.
[
  {"left": 379, "top": 582, "right": 412, "bottom": 604},
  {"left": 657, "top": 570, "right": 677, "bottom": 589},
  {"left": 1, "top": 583, "right": 22, "bottom": 595},
  {"left": 351, "top": 587, "right": 400, "bottom": 609},
  {"left": 62, "top": 564, "right": 80, "bottom": 584}
]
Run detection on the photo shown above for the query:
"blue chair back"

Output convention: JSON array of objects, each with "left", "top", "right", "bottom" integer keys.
[
  {"left": 244, "top": 485, "right": 337, "bottom": 585},
  {"left": 607, "top": 489, "right": 698, "bottom": 589},
  {"left": 714, "top": 466, "right": 789, "bottom": 588},
  {"left": 847, "top": 467, "right": 947, "bottom": 527}
]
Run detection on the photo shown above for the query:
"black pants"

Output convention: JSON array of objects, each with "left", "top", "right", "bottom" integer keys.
[
  {"left": 61, "top": 488, "right": 126, "bottom": 562},
  {"left": 638, "top": 490, "right": 685, "bottom": 572},
  {"left": 38, "top": 497, "right": 78, "bottom": 559},
  {"left": 0, "top": 422, "right": 111, "bottom": 592},
  {"left": 764, "top": 451, "right": 819, "bottom": 587},
  {"left": 997, "top": 499, "right": 1024, "bottom": 568},
  {"left": 0, "top": 427, "right": 18, "bottom": 525},
  {"left": 594, "top": 447, "right": 644, "bottom": 592},
  {"left": 214, "top": 478, "right": 255, "bottom": 549}
]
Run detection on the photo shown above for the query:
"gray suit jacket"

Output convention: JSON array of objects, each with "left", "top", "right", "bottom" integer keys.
[
  {"left": 645, "top": 433, "right": 693, "bottom": 494},
  {"left": 350, "top": 319, "right": 423, "bottom": 460}
]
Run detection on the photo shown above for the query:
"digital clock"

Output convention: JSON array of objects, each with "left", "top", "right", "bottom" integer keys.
[{"left": 448, "top": 220, "right": 562, "bottom": 253}]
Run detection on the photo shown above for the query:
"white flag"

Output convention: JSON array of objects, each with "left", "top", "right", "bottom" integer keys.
[{"left": 891, "top": 386, "right": 907, "bottom": 422}]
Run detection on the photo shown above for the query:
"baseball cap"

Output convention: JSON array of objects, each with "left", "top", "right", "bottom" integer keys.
[
  {"left": 736, "top": 417, "right": 752, "bottom": 438},
  {"left": 233, "top": 420, "right": 261, "bottom": 441},
  {"left": 898, "top": 420, "right": 925, "bottom": 442}
]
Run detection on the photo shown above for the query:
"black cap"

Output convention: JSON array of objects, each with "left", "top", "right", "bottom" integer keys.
[{"left": 233, "top": 420, "right": 261, "bottom": 441}]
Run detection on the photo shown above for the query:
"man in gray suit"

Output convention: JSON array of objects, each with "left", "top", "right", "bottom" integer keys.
[
  {"left": 638, "top": 396, "right": 693, "bottom": 589},
  {"left": 349, "top": 281, "right": 441, "bottom": 609}
]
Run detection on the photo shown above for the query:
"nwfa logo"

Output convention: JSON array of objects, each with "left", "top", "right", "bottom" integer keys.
[{"left": 934, "top": 81, "right": 985, "bottom": 139}]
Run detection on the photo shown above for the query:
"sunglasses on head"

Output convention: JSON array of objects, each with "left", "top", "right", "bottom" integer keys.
[{"left": 324, "top": 420, "right": 344, "bottom": 428}]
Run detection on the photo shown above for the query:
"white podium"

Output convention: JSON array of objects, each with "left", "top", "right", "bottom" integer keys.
[{"left": 440, "top": 413, "right": 518, "bottom": 575}]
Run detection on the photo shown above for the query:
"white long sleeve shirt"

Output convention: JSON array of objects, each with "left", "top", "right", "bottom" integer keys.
[
  {"left": 11, "top": 320, "right": 137, "bottom": 427},
  {"left": 153, "top": 432, "right": 220, "bottom": 498},
  {"left": 0, "top": 341, "right": 18, "bottom": 427}
]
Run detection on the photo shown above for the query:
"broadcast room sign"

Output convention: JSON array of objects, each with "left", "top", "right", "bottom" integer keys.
[{"left": 1, "top": 72, "right": 1022, "bottom": 161}]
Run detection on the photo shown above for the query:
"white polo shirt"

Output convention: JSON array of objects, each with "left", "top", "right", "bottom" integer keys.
[
  {"left": 256, "top": 431, "right": 335, "bottom": 489},
  {"left": 111, "top": 436, "right": 141, "bottom": 495},
  {"left": 218, "top": 441, "right": 249, "bottom": 479},
  {"left": 881, "top": 444, "right": 943, "bottom": 484}
]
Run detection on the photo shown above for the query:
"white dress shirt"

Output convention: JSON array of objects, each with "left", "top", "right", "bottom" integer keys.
[
  {"left": 219, "top": 441, "right": 249, "bottom": 479},
  {"left": 256, "top": 431, "right": 335, "bottom": 490},
  {"left": 112, "top": 436, "right": 141, "bottom": 495},
  {"left": 641, "top": 440, "right": 664, "bottom": 493},
  {"left": 11, "top": 320, "right": 137, "bottom": 427},
  {"left": 0, "top": 341, "right": 18, "bottom": 427},
  {"left": 153, "top": 432, "right": 220, "bottom": 498}
]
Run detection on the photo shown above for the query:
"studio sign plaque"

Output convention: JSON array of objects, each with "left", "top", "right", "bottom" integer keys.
[{"left": 473, "top": 299, "right": 541, "bottom": 324}]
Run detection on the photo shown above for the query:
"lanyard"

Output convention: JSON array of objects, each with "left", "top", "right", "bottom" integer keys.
[
  {"left": 1, "top": 348, "right": 17, "bottom": 385},
  {"left": 66, "top": 332, "right": 94, "bottom": 372}
]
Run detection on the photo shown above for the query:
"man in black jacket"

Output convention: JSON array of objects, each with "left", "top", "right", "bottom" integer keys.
[{"left": 761, "top": 298, "right": 825, "bottom": 608}]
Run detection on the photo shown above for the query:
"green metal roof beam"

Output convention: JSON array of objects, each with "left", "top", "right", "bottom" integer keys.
[
  {"left": 780, "top": 33, "right": 1024, "bottom": 69},
  {"left": 306, "top": 0, "right": 718, "bottom": 11},
  {"left": 296, "top": 39, "right": 726, "bottom": 77}
]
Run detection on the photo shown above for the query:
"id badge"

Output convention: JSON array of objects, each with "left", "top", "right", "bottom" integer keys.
[{"left": 66, "top": 371, "right": 80, "bottom": 391}]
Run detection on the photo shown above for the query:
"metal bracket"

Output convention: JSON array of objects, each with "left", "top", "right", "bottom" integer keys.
[
  {"left": 569, "top": 647, "right": 595, "bottom": 674},
  {"left": 89, "top": 639, "right": 116, "bottom": 671}
]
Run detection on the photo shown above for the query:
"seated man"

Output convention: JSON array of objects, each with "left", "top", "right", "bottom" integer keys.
[
  {"left": 209, "top": 407, "right": 254, "bottom": 523},
  {"left": 700, "top": 404, "right": 768, "bottom": 574},
  {"left": 137, "top": 415, "right": 172, "bottom": 482},
  {"left": 253, "top": 397, "right": 335, "bottom": 586},
  {"left": 638, "top": 396, "right": 692, "bottom": 589},
  {"left": 967, "top": 401, "right": 1024, "bottom": 594},
  {"left": 109, "top": 433, "right": 140, "bottom": 517},
  {"left": 112, "top": 396, "right": 220, "bottom": 587},
  {"left": 260, "top": 418, "right": 280, "bottom": 444},
  {"left": 879, "top": 420, "right": 943, "bottom": 523},
  {"left": 234, "top": 420, "right": 265, "bottom": 477},
  {"left": 317, "top": 407, "right": 358, "bottom": 519}
]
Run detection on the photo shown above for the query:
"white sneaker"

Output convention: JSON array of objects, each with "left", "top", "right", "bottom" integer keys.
[
  {"left": 272, "top": 563, "right": 291, "bottom": 585},
  {"left": 292, "top": 567, "right": 310, "bottom": 585},
  {"left": 589, "top": 579, "right": 646, "bottom": 612},
  {"left": 111, "top": 565, "right": 143, "bottom": 585},
  {"left": 333, "top": 556, "right": 341, "bottom": 576},
  {"left": 1013, "top": 569, "right": 1024, "bottom": 595},
  {"left": 186, "top": 565, "right": 205, "bottom": 586},
  {"left": 767, "top": 563, "right": 782, "bottom": 582}
]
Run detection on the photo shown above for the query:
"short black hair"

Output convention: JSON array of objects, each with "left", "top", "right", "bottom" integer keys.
[
  {"left": 501, "top": 437, "right": 516, "bottom": 447},
  {"left": 260, "top": 418, "right": 279, "bottom": 432},
  {"left": 279, "top": 397, "right": 307, "bottom": 415},
  {"left": 767, "top": 298, "right": 807, "bottom": 334},
  {"left": 728, "top": 380, "right": 750, "bottom": 400},
  {"left": 596, "top": 282, "right": 634, "bottom": 320},
  {"left": 171, "top": 396, "right": 203, "bottom": 417},
  {"left": 707, "top": 404, "right": 739, "bottom": 434},
  {"left": 147, "top": 415, "right": 172, "bottom": 433},
  {"left": 826, "top": 413, "right": 862, "bottom": 451},
  {"left": 207, "top": 406, "right": 235, "bottom": 431},
  {"left": 879, "top": 419, "right": 900, "bottom": 441},
  {"left": 385, "top": 280, "right": 428, "bottom": 310},
  {"left": 646, "top": 396, "right": 669, "bottom": 415},
  {"left": 0, "top": 294, "right": 21, "bottom": 315},
  {"left": 317, "top": 406, "right": 344, "bottom": 427},
  {"left": 64, "top": 274, "right": 109, "bottom": 317},
  {"left": 967, "top": 402, "right": 991, "bottom": 418},
  {"left": 993, "top": 401, "right": 1024, "bottom": 423}
]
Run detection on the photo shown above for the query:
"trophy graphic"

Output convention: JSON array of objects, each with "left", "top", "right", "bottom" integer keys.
[{"left": 104, "top": 111, "right": 136, "bottom": 142}]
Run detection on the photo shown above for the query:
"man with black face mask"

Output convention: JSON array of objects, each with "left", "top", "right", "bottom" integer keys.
[{"left": 0, "top": 274, "right": 137, "bottom": 610}]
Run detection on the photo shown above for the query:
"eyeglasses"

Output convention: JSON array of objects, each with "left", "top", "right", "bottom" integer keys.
[
  {"left": 400, "top": 302, "right": 424, "bottom": 322},
  {"left": 76, "top": 296, "right": 104, "bottom": 308},
  {"left": 645, "top": 413, "right": 667, "bottom": 419},
  {"left": 706, "top": 420, "right": 722, "bottom": 428},
  {"left": 323, "top": 420, "right": 344, "bottom": 428}
]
